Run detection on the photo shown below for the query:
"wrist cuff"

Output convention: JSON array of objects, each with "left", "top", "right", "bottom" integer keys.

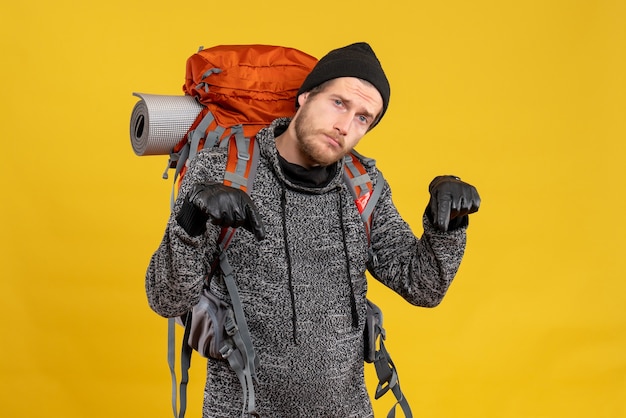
[
  {"left": 176, "top": 196, "right": 209, "bottom": 236},
  {"left": 447, "top": 215, "right": 469, "bottom": 231}
]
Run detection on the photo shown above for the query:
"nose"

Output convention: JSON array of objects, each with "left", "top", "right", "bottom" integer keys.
[{"left": 333, "top": 113, "right": 352, "bottom": 136}]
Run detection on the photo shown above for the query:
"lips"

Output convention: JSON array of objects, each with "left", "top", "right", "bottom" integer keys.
[{"left": 324, "top": 133, "right": 342, "bottom": 148}]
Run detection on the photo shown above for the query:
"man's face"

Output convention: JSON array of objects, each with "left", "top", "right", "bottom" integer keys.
[{"left": 292, "top": 77, "right": 383, "bottom": 167}]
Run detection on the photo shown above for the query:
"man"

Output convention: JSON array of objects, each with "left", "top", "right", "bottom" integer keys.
[{"left": 146, "top": 42, "right": 480, "bottom": 417}]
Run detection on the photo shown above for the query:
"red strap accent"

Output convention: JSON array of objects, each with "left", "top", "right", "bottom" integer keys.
[
  {"left": 354, "top": 191, "right": 372, "bottom": 214},
  {"left": 345, "top": 153, "right": 373, "bottom": 215}
]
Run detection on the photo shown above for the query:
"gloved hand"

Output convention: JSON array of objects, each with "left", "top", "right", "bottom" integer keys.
[
  {"left": 176, "top": 182, "right": 266, "bottom": 240},
  {"left": 426, "top": 175, "right": 481, "bottom": 232}
]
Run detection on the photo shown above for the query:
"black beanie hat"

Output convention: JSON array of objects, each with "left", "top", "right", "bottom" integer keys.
[{"left": 297, "top": 42, "right": 391, "bottom": 128}]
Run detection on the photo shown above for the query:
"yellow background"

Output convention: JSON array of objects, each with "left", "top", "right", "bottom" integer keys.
[{"left": 1, "top": 0, "right": 624, "bottom": 417}]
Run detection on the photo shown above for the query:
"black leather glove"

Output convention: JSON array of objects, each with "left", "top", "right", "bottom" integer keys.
[
  {"left": 426, "top": 175, "right": 481, "bottom": 232},
  {"left": 176, "top": 182, "right": 266, "bottom": 240}
]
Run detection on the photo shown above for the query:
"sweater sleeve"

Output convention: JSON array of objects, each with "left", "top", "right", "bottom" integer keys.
[
  {"left": 366, "top": 177, "right": 467, "bottom": 307},
  {"left": 144, "top": 149, "right": 225, "bottom": 318}
]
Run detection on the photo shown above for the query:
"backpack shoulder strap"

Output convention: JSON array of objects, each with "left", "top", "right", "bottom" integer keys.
[
  {"left": 223, "top": 126, "right": 259, "bottom": 193},
  {"left": 215, "top": 134, "right": 260, "bottom": 416},
  {"left": 342, "top": 150, "right": 385, "bottom": 242},
  {"left": 345, "top": 153, "right": 413, "bottom": 417},
  {"left": 172, "top": 134, "right": 261, "bottom": 418},
  {"left": 216, "top": 130, "right": 260, "bottom": 248},
  {"left": 215, "top": 133, "right": 260, "bottom": 416}
]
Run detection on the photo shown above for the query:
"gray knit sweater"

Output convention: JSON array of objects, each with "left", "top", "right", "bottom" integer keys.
[{"left": 145, "top": 118, "right": 467, "bottom": 417}]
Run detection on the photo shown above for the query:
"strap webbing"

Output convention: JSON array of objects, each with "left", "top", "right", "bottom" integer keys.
[
  {"left": 179, "top": 316, "right": 193, "bottom": 418},
  {"left": 168, "top": 145, "right": 190, "bottom": 210},
  {"left": 361, "top": 171, "right": 385, "bottom": 222},
  {"left": 219, "top": 249, "right": 259, "bottom": 416},
  {"left": 232, "top": 126, "right": 249, "bottom": 180},
  {"left": 167, "top": 111, "right": 231, "bottom": 210},
  {"left": 167, "top": 318, "right": 178, "bottom": 417},
  {"left": 167, "top": 315, "right": 193, "bottom": 418},
  {"left": 188, "top": 111, "right": 215, "bottom": 163},
  {"left": 213, "top": 135, "right": 260, "bottom": 416},
  {"left": 223, "top": 128, "right": 259, "bottom": 193},
  {"left": 373, "top": 332, "right": 412, "bottom": 418},
  {"left": 342, "top": 151, "right": 387, "bottom": 243},
  {"left": 343, "top": 153, "right": 370, "bottom": 197},
  {"left": 205, "top": 124, "right": 226, "bottom": 150}
]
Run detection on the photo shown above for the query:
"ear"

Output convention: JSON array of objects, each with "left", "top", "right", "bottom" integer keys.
[{"left": 297, "top": 92, "right": 310, "bottom": 107}]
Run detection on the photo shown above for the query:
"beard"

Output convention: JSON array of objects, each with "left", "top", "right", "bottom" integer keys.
[{"left": 292, "top": 104, "right": 348, "bottom": 167}]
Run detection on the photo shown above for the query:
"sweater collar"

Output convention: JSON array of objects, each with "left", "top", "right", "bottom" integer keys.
[{"left": 257, "top": 118, "right": 344, "bottom": 193}]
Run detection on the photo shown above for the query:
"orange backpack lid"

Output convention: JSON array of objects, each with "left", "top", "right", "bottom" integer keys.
[{"left": 183, "top": 44, "right": 318, "bottom": 128}]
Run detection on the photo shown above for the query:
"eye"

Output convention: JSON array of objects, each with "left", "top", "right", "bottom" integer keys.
[
  {"left": 357, "top": 115, "right": 370, "bottom": 125},
  {"left": 334, "top": 98, "right": 344, "bottom": 107}
]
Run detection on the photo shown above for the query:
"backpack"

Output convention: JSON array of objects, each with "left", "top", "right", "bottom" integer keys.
[
  {"left": 131, "top": 44, "right": 412, "bottom": 418},
  {"left": 163, "top": 44, "right": 318, "bottom": 209}
]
